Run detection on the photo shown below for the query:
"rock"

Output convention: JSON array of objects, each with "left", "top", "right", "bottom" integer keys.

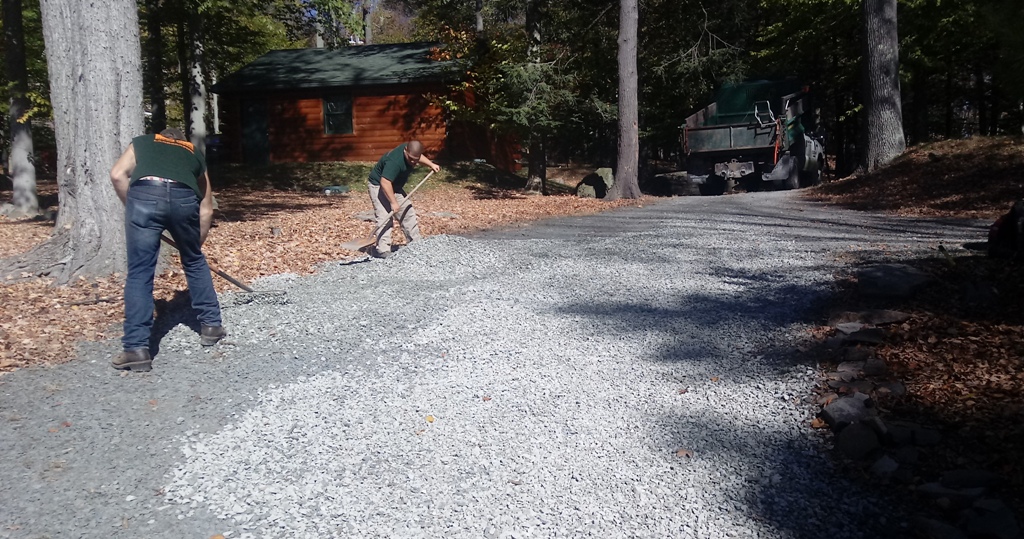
[
  {"left": 828, "top": 311, "right": 861, "bottom": 326},
  {"left": 576, "top": 183, "right": 598, "bottom": 198},
  {"left": 962, "top": 504, "right": 1021, "bottom": 539},
  {"left": 861, "top": 309, "right": 912, "bottom": 325},
  {"left": 841, "top": 347, "right": 874, "bottom": 363},
  {"left": 576, "top": 168, "right": 615, "bottom": 198},
  {"left": 940, "top": 469, "right": 1004, "bottom": 489},
  {"left": 870, "top": 455, "right": 900, "bottom": 477},
  {"left": 916, "top": 483, "right": 986, "bottom": 505},
  {"left": 827, "top": 371, "right": 856, "bottom": 382},
  {"left": 820, "top": 395, "right": 875, "bottom": 431},
  {"left": 863, "top": 356, "right": 888, "bottom": 376},
  {"left": 835, "top": 422, "right": 880, "bottom": 460},
  {"left": 887, "top": 424, "right": 914, "bottom": 446},
  {"left": 858, "top": 263, "right": 933, "bottom": 298},
  {"left": 837, "top": 361, "right": 865, "bottom": 373},
  {"left": 845, "top": 327, "right": 886, "bottom": 345},
  {"left": 910, "top": 516, "right": 969, "bottom": 539},
  {"left": 836, "top": 322, "right": 866, "bottom": 334},
  {"left": 891, "top": 446, "right": 919, "bottom": 464},
  {"left": 848, "top": 380, "right": 876, "bottom": 394},
  {"left": 355, "top": 210, "right": 376, "bottom": 222},
  {"left": 913, "top": 427, "right": 942, "bottom": 447},
  {"left": 815, "top": 392, "right": 839, "bottom": 405},
  {"left": 862, "top": 416, "right": 889, "bottom": 438},
  {"left": 875, "top": 381, "right": 907, "bottom": 397},
  {"left": 650, "top": 171, "right": 700, "bottom": 196}
]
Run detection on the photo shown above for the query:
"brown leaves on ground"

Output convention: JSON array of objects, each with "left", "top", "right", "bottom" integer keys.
[
  {"left": 0, "top": 178, "right": 641, "bottom": 371},
  {"left": 803, "top": 137, "right": 1024, "bottom": 510},
  {"left": 806, "top": 136, "right": 1024, "bottom": 219}
]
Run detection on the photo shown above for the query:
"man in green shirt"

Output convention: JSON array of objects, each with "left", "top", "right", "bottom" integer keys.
[
  {"left": 366, "top": 140, "right": 441, "bottom": 258},
  {"left": 108, "top": 128, "right": 226, "bottom": 372}
]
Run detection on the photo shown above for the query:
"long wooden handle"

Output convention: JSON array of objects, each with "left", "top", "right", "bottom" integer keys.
[
  {"left": 159, "top": 235, "right": 255, "bottom": 293},
  {"left": 371, "top": 169, "right": 437, "bottom": 239}
]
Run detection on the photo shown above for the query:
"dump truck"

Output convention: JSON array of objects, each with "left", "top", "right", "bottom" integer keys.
[{"left": 681, "top": 80, "right": 825, "bottom": 195}]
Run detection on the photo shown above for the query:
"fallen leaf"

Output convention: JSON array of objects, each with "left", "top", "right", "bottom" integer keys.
[
  {"left": 415, "top": 429, "right": 425, "bottom": 435},
  {"left": 710, "top": 376, "right": 720, "bottom": 382},
  {"left": 482, "top": 396, "right": 492, "bottom": 402},
  {"left": 48, "top": 428, "right": 58, "bottom": 433},
  {"left": 61, "top": 421, "right": 71, "bottom": 428},
  {"left": 678, "top": 388, "right": 689, "bottom": 394},
  {"left": 148, "top": 399, "right": 158, "bottom": 406},
  {"left": 425, "top": 415, "right": 435, "bottom": 423},
  {"left": 811, "top": 417, "right": 827, "bottom": 429},
  {"left": 675, "top": 448, "right": 694, "bottom": 458}
]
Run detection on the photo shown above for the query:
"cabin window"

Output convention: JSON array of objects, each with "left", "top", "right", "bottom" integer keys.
[{"left": 323, "top": 95, "right": 353, "bottom": 135}]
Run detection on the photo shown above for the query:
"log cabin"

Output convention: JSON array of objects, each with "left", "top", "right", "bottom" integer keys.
[{"left": 212, "top": 42, "right": 518, "bottom": 169}]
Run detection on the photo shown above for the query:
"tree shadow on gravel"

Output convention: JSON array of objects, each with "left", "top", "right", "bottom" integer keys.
[{"left": 652, "top": 412, "right": 911, "bottom": 538}]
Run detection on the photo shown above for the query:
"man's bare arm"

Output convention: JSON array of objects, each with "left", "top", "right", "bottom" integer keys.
[
  {"left": 418, "top": 154, "right": 441, "bottom": 173},
  {"left": 198, "top": 171, "right": 214, "bottom": 244},
  {"left": 380, "top": 177, "right": 401, "bottom": 210},
  {"left": 109, "top": 144, "right": 136, "bottom": 204}
]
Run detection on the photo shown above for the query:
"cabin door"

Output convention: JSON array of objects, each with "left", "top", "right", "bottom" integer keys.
[{"left": 241, "top": 99, "right": 270, "bottom": 165}]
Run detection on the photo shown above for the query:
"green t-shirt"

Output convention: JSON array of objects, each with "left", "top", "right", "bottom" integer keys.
[
  {"left": 130, "top": 134, "right": 207, "bottom": 197},
  {"left": 368, "top": 143, "right": 413, "bottom": 191}
]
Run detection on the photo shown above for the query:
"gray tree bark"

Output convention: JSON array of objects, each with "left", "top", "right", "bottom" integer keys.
[
  {"left": 3, "top": 0, "right": 38, "bottom": 217},
  {"left": 607, "top": 0, "right": 641, "bottom": 200},
  {"left": 363, "top": 1, "right": 373, "bottom": 44},
  {"left": 862, "top": 0, "right": 905, "bottom": 172},
  {"left": 144, "top": 0, "right": 166, "bottom": 133},
  {"left": 476, "top": 0, "right": 483, "bottom": 34},
  {"left": 1, "top": 0, "right": 143, "bottom": 282},
  {"left": 523, "top": 0, "right": 547, "bottom": 195},
  {"left": 187, "top": 8, "right": 207, "bottom": 155}
]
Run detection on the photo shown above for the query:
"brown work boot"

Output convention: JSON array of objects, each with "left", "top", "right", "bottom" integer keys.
[
  {"left": 200, "top": 324, "right": 227, "bottom": 346},
  {"left": 111, "top": 348, "right": 152, "bottom": 372}
]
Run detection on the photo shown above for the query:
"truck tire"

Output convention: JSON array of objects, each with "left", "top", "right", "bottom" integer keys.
[
  {"left": 800, "top": 155, "right": 823, "bottom": 187},
  {"left": 783, "top": 164, "right": 799, "bottom": 190}
]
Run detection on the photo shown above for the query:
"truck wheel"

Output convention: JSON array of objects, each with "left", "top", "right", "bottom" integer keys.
[
  {"left": 699, "top": 175, "right": 727, "bottom": 196},
  {"left": 800, "top": 156, "right": 824, "bottom": 187},
  {"left": 784, "top": 165, "right": 800, "bottom": 190}
]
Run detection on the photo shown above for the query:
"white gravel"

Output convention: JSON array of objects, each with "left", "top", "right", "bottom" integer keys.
[{"left": 0, "top": 191, "right": 986, "bottom": 539}]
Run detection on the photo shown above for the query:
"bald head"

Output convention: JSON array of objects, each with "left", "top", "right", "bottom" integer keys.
[{"left": 406, "top": 140, "right": 424, "bottom": 160}]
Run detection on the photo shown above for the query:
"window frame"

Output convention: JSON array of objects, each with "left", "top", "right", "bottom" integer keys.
[{"left": 323, "top": 94, "right": 353, "bottom": 135}]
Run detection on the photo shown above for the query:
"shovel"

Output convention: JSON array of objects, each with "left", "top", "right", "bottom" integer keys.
[
  {"left": 160, "top": 234, "right": 255, "bottom": 292},
  {"left": 341, "top": 170, "right": 436, "bottom": 252}
]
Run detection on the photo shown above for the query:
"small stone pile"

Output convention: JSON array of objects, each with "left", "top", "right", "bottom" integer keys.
[{"left": 810, "top": 263, "right": 1021, "bottom": 539}]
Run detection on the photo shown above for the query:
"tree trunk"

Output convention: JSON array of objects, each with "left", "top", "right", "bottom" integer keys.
[
  {"left": 607, "top": 0, "right": 641, "bottom": 200},
  {"left": 187, "top": 8, "right": 206, "bottom": 155},
  {"left": 976, "top": 62, "right": 988, "bottom": 136},
  {"left": 525, "top": 135, "right": 546, "bottom": 194},
  {"left": 3, "top": 0, "right": 38, "bottom": 217},
  {"left": 476, "top": 0, "right": 483, "bottom": 34},
  {"left": 144, "top": 0, "right": 166, "bottom": 133},
  {"left": 363, "top": 1, "right": 373, "bottom": 44},
  {"left": 524, "top": 0, "right": 547, "bottom": 195},
  {"left": 861, "top": 0, "right": 905, "bottom": 172},
  {"left": 1, "top": 0, "right": 143, "bottom": 282}
]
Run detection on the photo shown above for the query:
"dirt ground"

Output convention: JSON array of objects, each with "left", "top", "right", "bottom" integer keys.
[{"left": 1, "top": 138, "right": 1023, "bottom": 517}]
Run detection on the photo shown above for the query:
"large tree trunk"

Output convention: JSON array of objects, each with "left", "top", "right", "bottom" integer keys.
[
  {"left": 476, "top": 0, "right": 483, "bottom": 34},
  {"left": 523, "top": 0, "right": 547, "bottom": 195},
  {"left": 607, "top": 0, "right": 641, "bottom": 200},
  {"left": 144, "top": 0, "right": 166, "bottom": 133},
  {"left": 861, "top": 0, "right": 905, "bottom": 172},
  {"left": 1, "top": 0, "right": 143, "bottom": 283},
  {"left": 187, "top": 8, "right": 206, "bottom": 155},
  {"left": 3, "top": 0, "right": 38, "bottom": 217},
  {"left": 363, "top": 0, "right": 373, "bottom": 44}
]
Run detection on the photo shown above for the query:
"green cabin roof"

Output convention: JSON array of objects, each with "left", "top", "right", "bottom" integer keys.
[{"left": 212, "top": 42, "right": 456, "bottom": 94}]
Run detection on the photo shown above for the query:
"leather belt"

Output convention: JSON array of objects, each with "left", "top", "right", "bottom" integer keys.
[{"left": 134, "top": 176, "right": 182, "bottom": 185}]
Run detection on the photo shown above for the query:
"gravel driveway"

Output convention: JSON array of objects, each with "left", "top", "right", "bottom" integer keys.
[{"left": 0, "top": 191, "right": 986, "bottom": 539}]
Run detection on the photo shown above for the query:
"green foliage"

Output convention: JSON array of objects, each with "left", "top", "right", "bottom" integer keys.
[{"left": 0, "top": 1, "right": 54, "bottom": 149}]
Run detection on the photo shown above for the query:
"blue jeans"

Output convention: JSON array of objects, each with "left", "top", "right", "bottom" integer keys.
[{"left": 123, "top": 181, "right": 221, "bottom": 350}]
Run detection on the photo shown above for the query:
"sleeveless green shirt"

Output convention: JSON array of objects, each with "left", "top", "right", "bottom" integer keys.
[{"left": 130, "top": 134, "right": 207, "bottom": 197}]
